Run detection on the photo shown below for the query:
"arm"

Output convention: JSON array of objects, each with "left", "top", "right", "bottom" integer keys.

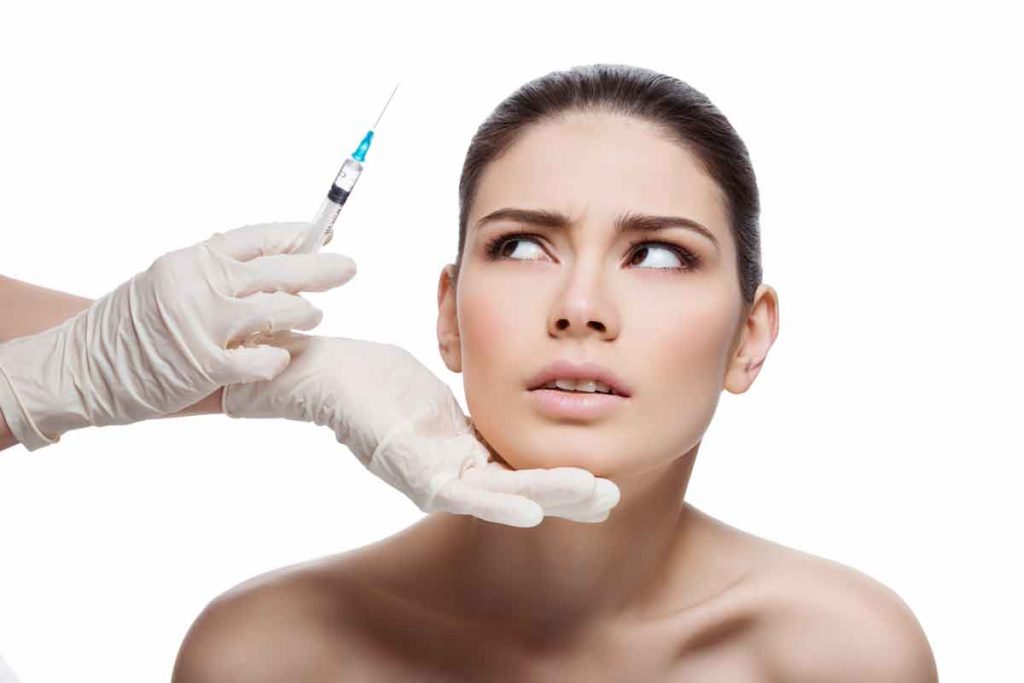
[{"left": 0, "top": 274, "right": 223, "bottom": 451}]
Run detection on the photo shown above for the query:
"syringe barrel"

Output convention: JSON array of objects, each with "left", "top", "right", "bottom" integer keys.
[
  {"left": 313, "top": 156, "right": 364, "bottom": 246},
  {"left": 331, "top": 157, "right": 364, "bottom": 196},
  {"left": 311, "top": 197, "right": 343, "bottom": 246}
]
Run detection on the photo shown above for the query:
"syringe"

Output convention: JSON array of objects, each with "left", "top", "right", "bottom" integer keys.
[
  {"left": 311, "top": 81, "right": 400, "bottom": 247},
  {"left": 237, "top": 83, "right": 400, "bottom": 350}
]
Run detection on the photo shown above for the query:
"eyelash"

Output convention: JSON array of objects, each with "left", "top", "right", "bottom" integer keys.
[{"left": 483, "top": 229, "right": 701, "bottom": 272}]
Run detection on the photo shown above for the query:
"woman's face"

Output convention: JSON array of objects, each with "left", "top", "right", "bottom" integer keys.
[{"left": 437, "top": 110, "right": 771, "bottom": 478}]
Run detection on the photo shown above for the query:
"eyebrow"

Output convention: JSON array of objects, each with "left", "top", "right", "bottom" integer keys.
[{"left": 473, "top": 207, "right": 720, "bottom": 251}]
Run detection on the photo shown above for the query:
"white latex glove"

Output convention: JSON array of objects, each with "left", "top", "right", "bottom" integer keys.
[
  {"left": 222, "top": 332, "right": 622, "bottom": 527},
  {"left": 0, "top": 222, "right": 355, "bottom": 451}
]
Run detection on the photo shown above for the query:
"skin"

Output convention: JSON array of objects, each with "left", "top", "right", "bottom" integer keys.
[{"left": 166, "top": 110, "right": 937, "bottom": 681}]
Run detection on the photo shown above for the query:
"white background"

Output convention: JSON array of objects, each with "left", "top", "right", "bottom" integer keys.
[{"left": 0, "top": 1, "right": 1020, "bottom": 680}]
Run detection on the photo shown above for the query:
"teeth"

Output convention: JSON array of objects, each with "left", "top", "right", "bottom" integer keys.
[{"left": 542, "top": 378, "right": 615, "bottom": 394}]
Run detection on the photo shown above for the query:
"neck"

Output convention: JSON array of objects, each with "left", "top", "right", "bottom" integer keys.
[{"left": 429, "top": 447, "right": 699, "bottom": 634}]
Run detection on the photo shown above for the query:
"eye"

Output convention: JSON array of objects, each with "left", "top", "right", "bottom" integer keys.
[
  {"left": 484, "top": 232, "right": 547, "bottom": 262},
  {"left": 483, "top": 230, "right": 700, "bottom": 272},
  {"left": 626, "top": 241, "right": 699, "bottom": 271}
]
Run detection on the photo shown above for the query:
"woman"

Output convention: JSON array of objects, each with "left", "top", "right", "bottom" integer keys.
[{"left": 172, "top": 64, "right": 937, "bottom": 681}]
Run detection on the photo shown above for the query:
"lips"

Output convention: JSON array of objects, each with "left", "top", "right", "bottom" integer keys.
[
  {"left": 528, "top": 387, "right": 625, "bottom": 421},
  {"left": 526, "top": 359, "right": 632, "bottom": 398}
]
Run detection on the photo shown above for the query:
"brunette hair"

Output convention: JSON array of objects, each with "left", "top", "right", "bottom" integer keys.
[{"left": 453, "top": 63, "right": 762, "bottom": 306}]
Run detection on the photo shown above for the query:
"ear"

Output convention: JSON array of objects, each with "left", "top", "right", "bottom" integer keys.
[
  {"left": 724, "top": 283, "right": 779, "bottom": 394},
  {"left": 436, "top": 264, "right": 463, "bottom": 373}
]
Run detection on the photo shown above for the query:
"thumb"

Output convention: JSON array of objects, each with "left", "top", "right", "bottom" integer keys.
[{"left": 216, "top": 344, "right": 291, "bottom": 384}]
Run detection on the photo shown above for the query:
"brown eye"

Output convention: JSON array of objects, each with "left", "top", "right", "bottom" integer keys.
[
  {"left": 484, "top": 232, "right": 547, "bottom": 261},
  {"left": 629, "top": 243, "right": 695, "bottom": 271}
]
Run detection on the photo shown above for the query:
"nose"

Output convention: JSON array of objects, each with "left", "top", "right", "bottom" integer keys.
[{"left": 548, "top": 266, "right": 620, "bottom": 340}]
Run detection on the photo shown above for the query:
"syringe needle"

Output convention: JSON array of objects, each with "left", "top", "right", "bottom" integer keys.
[{"left": 372, "top": 82, "right": 400, "bottom": 130}]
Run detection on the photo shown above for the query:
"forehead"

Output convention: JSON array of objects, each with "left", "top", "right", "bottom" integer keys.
[{"left": 470, "top": 111, "right": 729, "bottom": 238}]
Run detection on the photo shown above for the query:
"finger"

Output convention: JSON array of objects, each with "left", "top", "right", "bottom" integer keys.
[
  {"left": 541, "top": 479, "right": 622, "bottom": 523},
  {"left": 434, "top": 478, "right": 544, "bottom": 528},
  {"left": 460, "top": 463, "right": 598, "bottom": 508},
  {"left": 546, "top": 507, "right": 612, "bottom": 524},
  {"left": 228, "top": 291, "right": 323, "bottom": 341},
  {"left": 214, "top": 344, "right": 291, "bottom": 385},
  {"left": 206, "top": 222, "right": 323, "bottom": 261},
  {"left": 232, "top": 252, "right": 357, "bottom": 297}
]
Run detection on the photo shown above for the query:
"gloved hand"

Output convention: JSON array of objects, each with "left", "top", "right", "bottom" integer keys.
[
  {"left": 0, "top": 222, "right": 356, "bottom": 451},
  {"left": 222, "top": 332, "right": 621, "bottom": 527}
]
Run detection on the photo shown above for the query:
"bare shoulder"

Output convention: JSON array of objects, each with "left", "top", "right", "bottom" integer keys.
[
  {"left": 171, "top": 555, "right": 362, "bottom": 683},
  {"left": 747, "top": 544, "right": 938, "bottom": 682}
]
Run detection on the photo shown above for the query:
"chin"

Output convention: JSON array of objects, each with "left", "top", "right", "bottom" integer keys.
[
  {"left": 469, "top": 410, "right": 636, "bottom": 475},
  {"left": 494, "top": 441, "right": 624, "bottom": 477}
]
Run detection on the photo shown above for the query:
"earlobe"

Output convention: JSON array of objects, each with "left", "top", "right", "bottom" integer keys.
[{"left": 723, "top": 355, "right": 752, "bottom": 395}]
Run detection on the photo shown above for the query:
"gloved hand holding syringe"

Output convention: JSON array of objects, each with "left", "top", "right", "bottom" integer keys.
[{"left": 0, "top": 82, "right": 621, "bottom": 527}]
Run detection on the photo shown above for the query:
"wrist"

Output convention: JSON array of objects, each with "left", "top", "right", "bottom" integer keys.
[
  {"left": 0, "top": 352, "right": 62, "bottom": 450},
  {"left": 0, "top": 316, "right": 101, "bottom": 446}
]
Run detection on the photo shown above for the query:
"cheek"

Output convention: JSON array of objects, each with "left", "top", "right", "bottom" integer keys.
[
  {"left": 457, "top": 279, "right": 531, "bottom": 450},
  {"left": 460, "top": 286, "right": 507, "bottom": 340},
  {"left": 632, "top": 291, "right": 738, "bottom": 449},
  {"left": 653, "top": 295, "right": 735, "bottom": 392},
  {"left": 457, "top": 282, "right": 523, "bottom": 386}
]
